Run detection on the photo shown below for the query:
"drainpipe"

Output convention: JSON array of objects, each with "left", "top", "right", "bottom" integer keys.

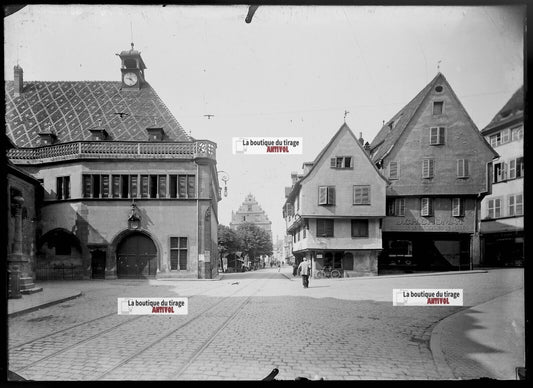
[
  {"left": 197, "top": 162, "right": 200, "bottom": 278},
  {"left": 472, "top": 193, "right": 482, "bottom": 271}
]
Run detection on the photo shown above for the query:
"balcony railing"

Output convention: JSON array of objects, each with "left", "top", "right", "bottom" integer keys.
[{"left": 7, "top": 140, "right": 217, "bottom": 164}]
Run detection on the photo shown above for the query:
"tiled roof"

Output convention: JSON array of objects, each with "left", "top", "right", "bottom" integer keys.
[
  {"left": 369, "top": 73, "right": 444, "bottom": 162},
  {"left": 481, "top": 86, "right": 524, "bottom": 133},
  {"left": 5, "top": 80, "right": 191, "bottom": 148}
]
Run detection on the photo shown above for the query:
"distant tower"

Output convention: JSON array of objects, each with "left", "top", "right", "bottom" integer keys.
[{"left": 230, "top": 193, "right": 272, "bottom": 237}]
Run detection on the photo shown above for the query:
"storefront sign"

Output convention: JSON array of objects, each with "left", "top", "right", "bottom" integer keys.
[{"left": 384, "top": 216, "right": 472, "bottom": 232}]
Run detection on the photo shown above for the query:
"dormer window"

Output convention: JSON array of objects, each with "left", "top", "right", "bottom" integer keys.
[
  {"left": 146, "top": 127, "right": 165, "bottom": 141},
  {"left": 38, "top": 132, "right": 57, "bottom": 146},
  {"left": 88, "top": 128, "right": 108, "bottom": 141}
]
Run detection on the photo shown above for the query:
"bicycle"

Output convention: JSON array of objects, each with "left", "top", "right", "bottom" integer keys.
[{"left": 315, "top": 266, "right": 341, "bottom": 279}]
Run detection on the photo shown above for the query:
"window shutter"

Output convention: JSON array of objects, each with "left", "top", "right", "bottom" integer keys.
[
  {"left": 428, "top": 198, "right": 433, "bottom": 216},
  {"left": 452, "top": 198, "right": 461, "bottom": 217},
  {"left": 328, "top": 187, "right": 336, "bottom": 205},
  {"left": 318, "top": 186, "right": 327, "bottom": 205},
  {"left": 457, "top": 160, "right": 462, "bottom": 177},
  {"left": 389, "top": 161, "right": 398, "bottom": 179},
  {"left": 429, "top": 159, "right": 434, "bottom": 177},
  {"left": 439, "top": 127, "right": 445, "bottom": 144},
  {"left": 464, "top": 160, "right": 469, "bottom": 177},
  {"left": 326, "top": 219, "right": 334, "bottom": 237},
  {"left": 509, "top": 159, "right": 516, "bottom": 179},
  {"left": 397, "top": 198, "right": 405, "bottom": 216},
  {"left": 516, "top": 194, "right": 523, "bottom": 215},
  {"left": 509, "top": 195, "right": 515, "bottom": 216},
  {"left": 430, "top": 127, "right": 438, "bottom": 145},
  {"left": 362, "top": 187, "right": 370, "bottom": 204},
  {"left": 330, "top": 158, "right": 336, "bottom": 168},
  {"left": 422, "top": 160, "right": 428, "bottom": 177}
]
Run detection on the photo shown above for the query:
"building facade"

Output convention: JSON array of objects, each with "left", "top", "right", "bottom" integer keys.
[
  {"left": 369, "top": 72, "right": 498, "bottom": 272},
  {"left": 283, "top": 123, "right": 387, "bottom": 277},
  {"left": 479, "top": 86, "right": 524, "bottom": 267},
  {"left": 5, "top": 44, "right": 221, "bottom": 280},
  {"left": 230, "top": 193, "right": 272, "bottom": 236}
]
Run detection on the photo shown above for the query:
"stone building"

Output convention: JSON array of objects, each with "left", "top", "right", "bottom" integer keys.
[
  {"left": 368, "top": 72, "right": 498, "bottom": 271},
  {"left": 5, "top": 44, "right": 221, "bottom": 280},
  {"left": 283, "top": 123, "right": 387, "bottom": 277},
  {"left": 479, "top": 86, "right": 524, "bottom": 267},
  {"left": 230, "top": 193, "right": 272, "bottom": 236}
]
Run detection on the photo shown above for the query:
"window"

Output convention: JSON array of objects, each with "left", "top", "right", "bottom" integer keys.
[
  {"left": 422, "top": 159, "right": 435, "bottom": 178},
  {"left": 130, "top": 175, "right": 138, "bottom": 198},
  {"left": 508, "top": 194, "right": 523, "bottom": 216},
  {"left": 303, "top": 219, "right": 308, "bottom": 238},
  {"left": 420, "top": 197, "right": 433, "bottom": 217},
  {"left": 56, "top": 176, "right": 70, "bottom": 200},
  {"left": 170, "top": 237, "right": 188, "bottom": 270},
  {"left": 452, "top": 198, "right": 464, "bottom": 217},
  {"left": 494, "top": 162, "right": 507, "bottom": 183},
  {"left": 387, "top": 198, "right": 406, "bottom": 216},
  {"left": 158, "top": 175, "right": 167, "bottom": 198},
  {"left": 433, "top": 101, "right": 444, "bottom": 115},
  {"left": 112, "top": 175, "right": 121, "bottom": 198},
  {"left": 511, "top": 126, "right": 523, "bottom": 141},
  {"left": 509, "top": 157, "right": 524, "bottom": 179},
  {"left": 457, "top": 159, "right": 469, "bottom": 178},
  {"left": 351, "top": 219, "right": 369, "bottom": 237},
  {"left": 318, "top": 186, "right": 335, "bottom": 205},
  {"left": 389, "top": 161, "right": 400, "bottom": 179},
  {"left": 316, "top": 219, "right": 334, "bottom": 237},
  {"left": 330, "top": 156, "right": 352, "bottom": 169},
  {"left": 429, "top": 127, "right": 445, "bottom": 145},
  {"left": 353, "top": 185, "right": 371, "bottom": 205},
  {"left": 501, "top": 128, "right": 510, "bottom": 143},
  {"left": 487, "top": 198, "right": 501, "bottom": 219},
  {"left": 490, "top": 132, "right": 501, "bottom": 148}
]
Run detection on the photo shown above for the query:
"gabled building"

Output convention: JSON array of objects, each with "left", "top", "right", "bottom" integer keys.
[
  {"left": 369, "top": 72, "right": 498, "bottom": 271},
  {"left": 479, "top": 86, "right": 524, "bottom": 267},
  {"left": 283, "top": 123, "right": 387, "bottom": 277},
  {"left": 230, "top": 193, "right": 272, "bottom": 236},
  {"left": 5, "top": 43, "right": 221, "bottom": 280}
]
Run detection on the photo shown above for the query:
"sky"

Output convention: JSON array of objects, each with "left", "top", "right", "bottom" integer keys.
[{"left": 4, "top": 4, "right": 525, "bottom": 241}]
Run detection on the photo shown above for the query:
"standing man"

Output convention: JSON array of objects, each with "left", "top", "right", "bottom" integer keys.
[{"left": 297, "top": 257, "right": 312, "bottom": 288}]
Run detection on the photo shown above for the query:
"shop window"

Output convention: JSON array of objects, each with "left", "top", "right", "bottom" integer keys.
[
  {"left": 170, "top": 237, "right": 188, "bottom": 270},
  {"left": 318, "top": 186, "right": 335, "bottom": 205},
  {"left": 316, "top": 219, "right": 334, "bottom": 237},
  {"left": 351, "top": 219, "right": 369, "bottom": 237},
  {"left": 388, "top": 240, "right": 412, "bottom": 257}
]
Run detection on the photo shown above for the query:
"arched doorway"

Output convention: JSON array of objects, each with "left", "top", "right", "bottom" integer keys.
[{"left": 116, "top": 232, "right": 157, "bottom": 279}]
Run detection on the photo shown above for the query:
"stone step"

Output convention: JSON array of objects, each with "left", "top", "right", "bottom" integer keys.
[
  {"left": 20, "top": 287, "right": 43, "bottom": 295},
  {"left": 19, "top": 277, "right": 35, "bottom": 285}
]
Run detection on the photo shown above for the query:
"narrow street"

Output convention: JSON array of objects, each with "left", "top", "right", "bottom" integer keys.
[{"left": 8, "top": 268, "right": 523, "bottom": 380}]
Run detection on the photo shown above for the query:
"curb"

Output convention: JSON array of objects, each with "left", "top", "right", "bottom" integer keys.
[
  {"left": 429, "top": 315, "right": 459, "bottom": 379},
  {"left": 8, "top": 291, "right": 83, "bottom": 318}
]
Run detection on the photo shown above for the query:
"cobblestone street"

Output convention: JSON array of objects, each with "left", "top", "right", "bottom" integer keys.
[{"left": 7, "top": 268, "right": 524, "bottom": 381}]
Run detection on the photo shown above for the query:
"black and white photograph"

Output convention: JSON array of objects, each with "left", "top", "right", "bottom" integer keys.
[{"left": 3, "top": 3, "right": 526, "bottom": 381}]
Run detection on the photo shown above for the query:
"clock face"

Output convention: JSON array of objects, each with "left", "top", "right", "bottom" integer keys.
[{"left": 123, "top": 72, "right": 138, "bottom": 86}]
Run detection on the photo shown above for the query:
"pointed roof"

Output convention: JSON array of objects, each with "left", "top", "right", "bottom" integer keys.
[
  {"left": 481, "top": 86, "right": 523, "bottom": 134},
  {"left": 369, "top": 73, "right": 444, "bottom": 162},
  {"left": 284, "top": 122, "right": 387, "bottom": 204},
  {"left": 5, "top": 79, "right": 191, "bottom": 148},
  {"left": 369, "top": 72, "right": 497, "bottom": 161}
]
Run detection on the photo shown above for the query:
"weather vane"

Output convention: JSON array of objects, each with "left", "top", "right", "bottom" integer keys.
[
  {"left": 344, "top": 110, "right": 350, "bottom": 123},
  {"left": 437, "top": 60, "right": 442, "bottom": 71}
]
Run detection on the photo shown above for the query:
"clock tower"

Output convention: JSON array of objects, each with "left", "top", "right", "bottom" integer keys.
[{"left": 118, "top": 42, "right": 146, "bottom": 90}]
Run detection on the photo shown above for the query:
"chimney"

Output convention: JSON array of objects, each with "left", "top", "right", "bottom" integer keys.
[
  {"left": 14, "top": 65, "right": 23, "bottom": 97},
  {"left": 291, "top": 171, "right": 298, "bottom": 186},
  {"left": 364, "top": 142, "right": 371, "bottom": 153},
  {"left": 359, "top": 132, "right": 364, "bottom": 145},
  {"left": 302, "top": 162, "right": 314, "bottom": 175}
]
